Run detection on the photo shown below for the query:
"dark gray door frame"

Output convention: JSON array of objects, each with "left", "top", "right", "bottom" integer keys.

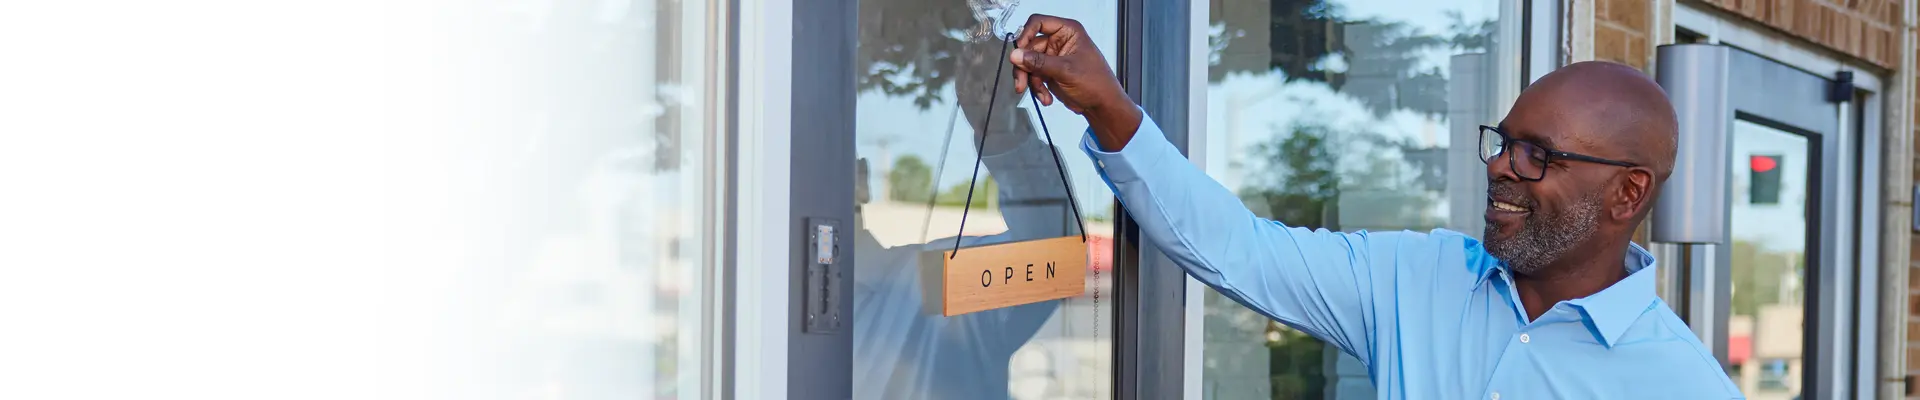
[
  {"left": 1113, "top": 0, "right": 1190, "bottom": 399},
  {"left": 789, "top": 0, "right": 857, "bottom": 398}
]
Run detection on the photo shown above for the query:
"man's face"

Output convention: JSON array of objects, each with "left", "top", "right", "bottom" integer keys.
[{"left": 1482, "top": 94, "right": 1609, "bottom": 275}]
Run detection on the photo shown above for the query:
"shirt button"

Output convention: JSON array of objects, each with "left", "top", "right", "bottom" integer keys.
[
  {"left": 1519, "top": 334, "right": 1531, "bottom": 343},
  {"left": 1491, "top": 392, "right": 1500, "bottom": 400}
]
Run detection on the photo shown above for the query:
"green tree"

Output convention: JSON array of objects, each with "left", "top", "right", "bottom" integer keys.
[
  {"left": 1730, "top": 240, "right": 1803, "bottom": 317},
  {"left": 1237, "top": 124, "right": 1341, "bottom": 229},
  {"left": 1267, "top": 327, "right": 1326, "bottom": 399},
  {"left": 933, "top": 176, "right": 995, "bottom": 208},
  {"left": 888, "top": 155, "right": 935, "bottom": 202},
  {"left": 856, "top": 0, "right": 976, "bottom": 109}
]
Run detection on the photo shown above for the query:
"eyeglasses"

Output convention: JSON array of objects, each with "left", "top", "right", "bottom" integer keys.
[{"left": 1478, "top": 125, "right": 1638, "bottom": 181}]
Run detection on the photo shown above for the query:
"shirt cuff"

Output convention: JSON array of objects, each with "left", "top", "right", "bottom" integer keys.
[{"left": 1079, "top": 112, "right": 1176, "bottom": 185}]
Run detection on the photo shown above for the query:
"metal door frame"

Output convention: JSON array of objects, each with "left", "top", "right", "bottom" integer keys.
[
  {"left": 1114, "top": 0, "right": 1193, "bottom": 399},
  {"left": 1662, "top": 6, "right": 1886, "bottom": 396}
]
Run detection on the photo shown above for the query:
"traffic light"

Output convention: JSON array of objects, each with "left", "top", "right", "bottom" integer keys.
[{"left": 1749, "top": 154, "right": 1781, "bottom": 204}]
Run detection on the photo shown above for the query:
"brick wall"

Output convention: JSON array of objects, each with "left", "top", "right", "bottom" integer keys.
[
  {"left": 1596, "top": 0, "right": 1656, "bottom": 69},
  {"left": 1593, "top": 0, "right": 1903, "bottom": 69},
  {"left": 1691, "top": 0, "right": 1903, "bottom": 68}
]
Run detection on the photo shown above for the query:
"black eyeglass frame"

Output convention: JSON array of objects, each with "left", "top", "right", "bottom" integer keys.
[{"left": 1478, "top": 125, "right": 1640, "bottom": 181}]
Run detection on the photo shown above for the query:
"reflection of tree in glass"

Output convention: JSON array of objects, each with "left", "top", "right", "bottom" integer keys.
[
  {"left": 1233, "top": 122, "right": 1446, "bottom": 231},
  {"left": 1267, "top": 327, "right": 1326, "bottom": 399},
  {"left": 934, "top": 176, "right": 996, "bottom": 208},
  {"left": 857, "top": 0, "right": 976, "bottom": 108},
  {"left": 888, "top": 155, "right": 936, "bottom": 202},
  {"left": 1730, "top": 240, "right": 1804, "bottom": 317},
  {"left": 1237, "top": 125, "right": 1340, "bottom": 229}
]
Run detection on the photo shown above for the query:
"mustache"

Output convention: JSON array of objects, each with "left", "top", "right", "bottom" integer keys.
[{"left": 1487, "top": 182, "right": 1534, "bottom": 208}]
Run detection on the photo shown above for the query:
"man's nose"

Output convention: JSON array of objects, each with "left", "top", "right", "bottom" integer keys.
[{"left": 1486, "top": 148, "right": 1520, "bottom": 183}]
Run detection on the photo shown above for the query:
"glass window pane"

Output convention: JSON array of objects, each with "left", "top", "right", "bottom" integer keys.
[
  {"left": 853, "top": 2, "right": 1117, "bottom": 399},
  {"left": 1202, "top": 0, "right": 1516, "bottom": 397},
  {"left": 1726, "top": 119, "right": 1809, "bottom": 397},
  {"left": 454, "top": 2, "right": 717, "bottom": 399}
]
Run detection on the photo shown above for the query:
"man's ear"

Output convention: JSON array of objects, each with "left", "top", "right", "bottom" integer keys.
[{"left": 1611, "top": 168, "right": 1655, "bottom": 221}]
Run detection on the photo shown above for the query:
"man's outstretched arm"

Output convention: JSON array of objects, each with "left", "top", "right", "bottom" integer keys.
[
  {"left": 1008, "top": 14, "right": 1425, "bottom": 362},
  {"left": 1082, "top": 112, "right": 1409, "bottom": 359}
]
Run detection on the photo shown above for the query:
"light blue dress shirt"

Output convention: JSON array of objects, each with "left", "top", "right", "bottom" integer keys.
[{"left": 1081, "top": 114, "right": 1744, "bottom": 399}]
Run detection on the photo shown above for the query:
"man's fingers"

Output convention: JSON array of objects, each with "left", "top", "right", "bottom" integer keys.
[
  {"left": 1015, "top": 14, "right": 1070, "bottom": 49},
  {"left": 1010, "top": 38, "right": 1070, "bottom": 75},
  {"left": 1032, "top": 76, "right": 1052, "bottom": 105},
  {"left": 1010, "top": 49, "right": 1064, "bottom": 85},
  {"left": 1038, "top": 76, "right": 1057, "bottom": 106},
  {"left": 1012, "top": 69, "right": 1028, "bottom": 94}
]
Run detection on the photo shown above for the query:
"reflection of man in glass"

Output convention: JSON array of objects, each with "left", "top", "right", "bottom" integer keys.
[
  {"left": 851, "top": 32, "right": 1078, "bottom": 400},
  {"left": 1000, "top": 14, "right": 1742, "bottom": 399}
]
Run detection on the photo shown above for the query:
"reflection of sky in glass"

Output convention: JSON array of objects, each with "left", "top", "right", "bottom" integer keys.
[{"left": 1730, "top": 119, "right": 1810, "bottom": 253}]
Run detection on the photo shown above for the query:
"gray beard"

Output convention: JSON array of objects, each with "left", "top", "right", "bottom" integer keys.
[{"left": 1484, "top": 190, "right": 1603, "bottom": 276}]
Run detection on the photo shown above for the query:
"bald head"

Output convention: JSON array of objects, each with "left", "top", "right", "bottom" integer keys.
[{"left": 1516, "top": 61, "right": 1678, "bottom": 182}]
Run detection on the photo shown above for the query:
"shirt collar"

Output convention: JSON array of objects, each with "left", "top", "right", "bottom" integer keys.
[{"left": 1474, "top": 242, "right": 1659, "bottom": 348}]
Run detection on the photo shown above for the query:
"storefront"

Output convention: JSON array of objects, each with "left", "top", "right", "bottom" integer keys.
[{"left": 509, "top": 0, "right": 1916, "bottom": 398}]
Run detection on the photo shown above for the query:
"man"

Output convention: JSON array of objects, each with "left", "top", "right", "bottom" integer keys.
[{"left": 1002, "top": 14, "right": 1743, "bottom": 398}]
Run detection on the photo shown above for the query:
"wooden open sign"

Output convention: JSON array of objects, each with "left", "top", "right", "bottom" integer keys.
[{"left": 919, "top": 236, "right": 1088, "bottom": 316}]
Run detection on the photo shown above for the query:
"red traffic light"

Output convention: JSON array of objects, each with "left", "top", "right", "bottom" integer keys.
[{"left": 1750, "top": 155, "right": 1778, "bottom": 173}]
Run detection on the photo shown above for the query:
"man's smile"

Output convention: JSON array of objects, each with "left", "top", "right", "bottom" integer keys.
[{"left": 1490, "top": 200, "right": 1529, "bottom": 213}]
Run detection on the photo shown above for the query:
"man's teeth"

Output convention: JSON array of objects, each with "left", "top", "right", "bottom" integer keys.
[{"left": 1493, "top": 201, "right": 1526, "bottom": 212}]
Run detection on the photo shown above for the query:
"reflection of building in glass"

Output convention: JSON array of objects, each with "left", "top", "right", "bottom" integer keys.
[{"left": 1728, "top": 303, "right": 1804, "bottom": 399}]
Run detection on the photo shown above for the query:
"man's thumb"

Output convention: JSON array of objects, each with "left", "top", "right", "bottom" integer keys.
[{"left": 1010, "top": 48, "right": 1066, "bottom": 77}]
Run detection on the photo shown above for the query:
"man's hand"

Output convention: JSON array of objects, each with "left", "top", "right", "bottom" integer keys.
[{"left": 1008, "top": 14, "right": 1142, "bottom": 151}]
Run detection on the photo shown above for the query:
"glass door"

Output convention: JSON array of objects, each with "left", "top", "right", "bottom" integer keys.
[
  {"left": 1656, "top": 44, "right": 1855, "bottom": 400},
  {"left": 849, "top": 2, "right": 1119, "bottom": 399}
]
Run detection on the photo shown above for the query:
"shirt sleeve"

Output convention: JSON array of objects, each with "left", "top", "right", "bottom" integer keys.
[{"left": 1080, "top": 112, "right": 1424, "bottom": 365}]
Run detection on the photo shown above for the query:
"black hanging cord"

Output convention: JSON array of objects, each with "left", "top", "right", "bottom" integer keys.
[
  {"left": 951, "top": 33, "right": 1014, "bottom": 258},
  {"left": 1029, "top": 89, "right": 1089, "bottom": 243},
  {"left": 951, "top": 33, "right": 1093, "bottom": 257}
]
